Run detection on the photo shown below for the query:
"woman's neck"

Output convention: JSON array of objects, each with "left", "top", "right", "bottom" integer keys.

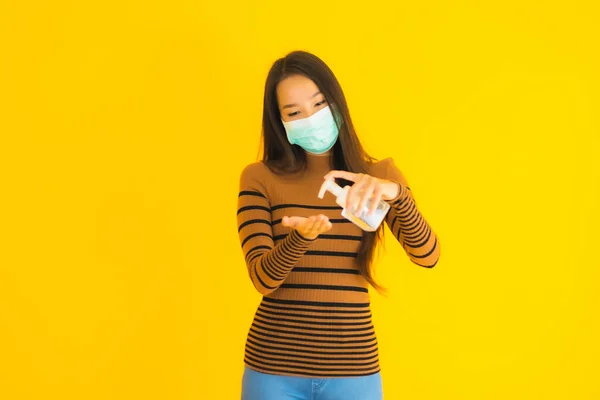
[{"left": 305, "top": 150, "right": 333, "bottom": 175}]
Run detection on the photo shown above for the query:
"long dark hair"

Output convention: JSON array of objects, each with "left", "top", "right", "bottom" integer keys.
[{"left": 259, "top": 50, "right": 386, "bottom": 293}]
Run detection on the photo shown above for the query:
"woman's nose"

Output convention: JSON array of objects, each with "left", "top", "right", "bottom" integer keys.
[{"left": 304, "top": 105, "right": 317, "bottom": 118}]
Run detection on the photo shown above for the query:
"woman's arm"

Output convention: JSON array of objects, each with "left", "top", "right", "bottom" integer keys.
[
  {"left": 383, "top": 158, "right": 441, "bottom": 268},
  {"left": 237, "top": 163, "right": 316, "bottom": 295}
]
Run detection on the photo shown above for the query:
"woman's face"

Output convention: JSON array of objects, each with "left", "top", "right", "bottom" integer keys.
[{"left": 276, "top": 74, "right": 328, "bottom": 123}]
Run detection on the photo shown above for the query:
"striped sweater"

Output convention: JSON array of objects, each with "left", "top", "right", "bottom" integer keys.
[{"left": 236, "top": 152, "right": 440, "bottom": 377}]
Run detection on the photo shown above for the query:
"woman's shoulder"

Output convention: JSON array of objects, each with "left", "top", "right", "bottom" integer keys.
[
  {"left": 241, "top": 160, "right": 268, "bottom": 176},
  {"left": 366, "top": 157, "right": 397, "bottom": 179},
  {"left": 368, "top": 156, "right": 410, "bottom": 186},
  {"left": 239, "top": 161, "right": 273, "bottom": 187}
]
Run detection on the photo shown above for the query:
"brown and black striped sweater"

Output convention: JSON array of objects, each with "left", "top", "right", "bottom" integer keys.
[{"left": 236, "top": 152, "right": 440, "bottom": 378}]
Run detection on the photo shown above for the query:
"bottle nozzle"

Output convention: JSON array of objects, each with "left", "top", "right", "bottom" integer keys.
[{"left": 318, "top": 178, "right": 344, "bottom": 199}]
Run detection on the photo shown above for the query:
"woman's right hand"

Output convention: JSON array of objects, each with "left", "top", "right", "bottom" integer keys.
[{"left": 281, "top": 214, "right": 332, "bottom": 240}]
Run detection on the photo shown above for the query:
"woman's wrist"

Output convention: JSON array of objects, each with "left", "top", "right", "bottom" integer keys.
[
  {"left": 294, "top": 229, "right": 318, "bottom": 241},
  {"left": 381, "top": 181, "right": 401, "bottom": 201}
]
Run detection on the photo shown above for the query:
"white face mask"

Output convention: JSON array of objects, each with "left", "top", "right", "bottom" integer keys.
[{"left": 281, "top": 105, "right": 342, "bottom": 154}]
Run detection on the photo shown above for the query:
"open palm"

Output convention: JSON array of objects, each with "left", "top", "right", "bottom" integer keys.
[{"left": 281, "top": 214, "right": 332, "bottom": 240}]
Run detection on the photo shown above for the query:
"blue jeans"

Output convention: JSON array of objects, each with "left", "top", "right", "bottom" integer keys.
[{"left": 241, "top": 365, "right": 383, "bottom": 400}]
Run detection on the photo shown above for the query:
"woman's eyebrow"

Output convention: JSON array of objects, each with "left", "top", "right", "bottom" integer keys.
[{"left": 282, "top": 91, "right": 322, "bottom": 109}]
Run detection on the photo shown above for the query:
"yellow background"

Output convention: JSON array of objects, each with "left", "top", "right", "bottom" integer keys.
[{"left": 1, "top": 1, "right": 599, "bottom": 399}]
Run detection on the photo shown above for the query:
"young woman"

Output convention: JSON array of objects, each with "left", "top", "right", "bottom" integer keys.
[{"left": 236, "top": 50, "right": 441, "bottom": 400}]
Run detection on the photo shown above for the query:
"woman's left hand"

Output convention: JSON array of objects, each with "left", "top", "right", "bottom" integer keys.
[{"left": 323, "top": 170, "right": 400, "bottom": 216}]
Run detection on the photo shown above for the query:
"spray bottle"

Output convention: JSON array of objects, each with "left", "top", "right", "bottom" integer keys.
[{"left": 318, "top": 178, "right": 390, "bottom": 232}]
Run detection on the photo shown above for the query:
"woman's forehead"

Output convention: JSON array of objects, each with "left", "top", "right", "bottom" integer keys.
[{"left": 276, "top": 75, "right": 320, "bottom": 103}]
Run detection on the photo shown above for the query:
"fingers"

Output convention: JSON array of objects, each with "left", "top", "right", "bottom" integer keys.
[
  {"left": 282, "top": 216, "right": 305, "bottom": 228},
  {"left": 341, "top": 174, "right": 384, "bottom": 216},
  {"left": 304, "top": 214, "right": 331, "bottom": 233},
  {"left": 314, "top": 214, "right": 332, "bottom": 232},
  {"left": 297, "top": 214, "right": 332, "bottom": 239},
  {"left": 346, "top": 174, "right": 368, "bottom": 212},
  {"left": 357, "top": 179, "right": 377, "bottom": 214},
  {"left": 302, "top": 216, "right": 318, "bottom": 232},
  {"left": 368, "top": 186, "right": 383, "bottom": 216},
  {"left": 283, "top": 215, "right": 333, "bottom": 240},
  {"left": 324, "top": 170, "right": 360, "bottom": 182}
]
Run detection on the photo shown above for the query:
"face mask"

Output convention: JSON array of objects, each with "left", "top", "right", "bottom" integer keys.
[{"left": 282, "top": 105, "right": 342, "bottom": 154}]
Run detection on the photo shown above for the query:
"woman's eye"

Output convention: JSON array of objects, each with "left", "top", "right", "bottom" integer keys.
[
  {"left": 287, "top": 111, "right": 300, "bottom": 117},
  {"left": 315, "top": 100, "right": 327, "bottom": 107}
]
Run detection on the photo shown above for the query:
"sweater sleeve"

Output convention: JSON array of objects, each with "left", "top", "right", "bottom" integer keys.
[
  {"left": 237, "top": 163, "right": 316, "bottom": 295},
  {"left": 383, "top": 158, "right": 441, "bottom": 268}
]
